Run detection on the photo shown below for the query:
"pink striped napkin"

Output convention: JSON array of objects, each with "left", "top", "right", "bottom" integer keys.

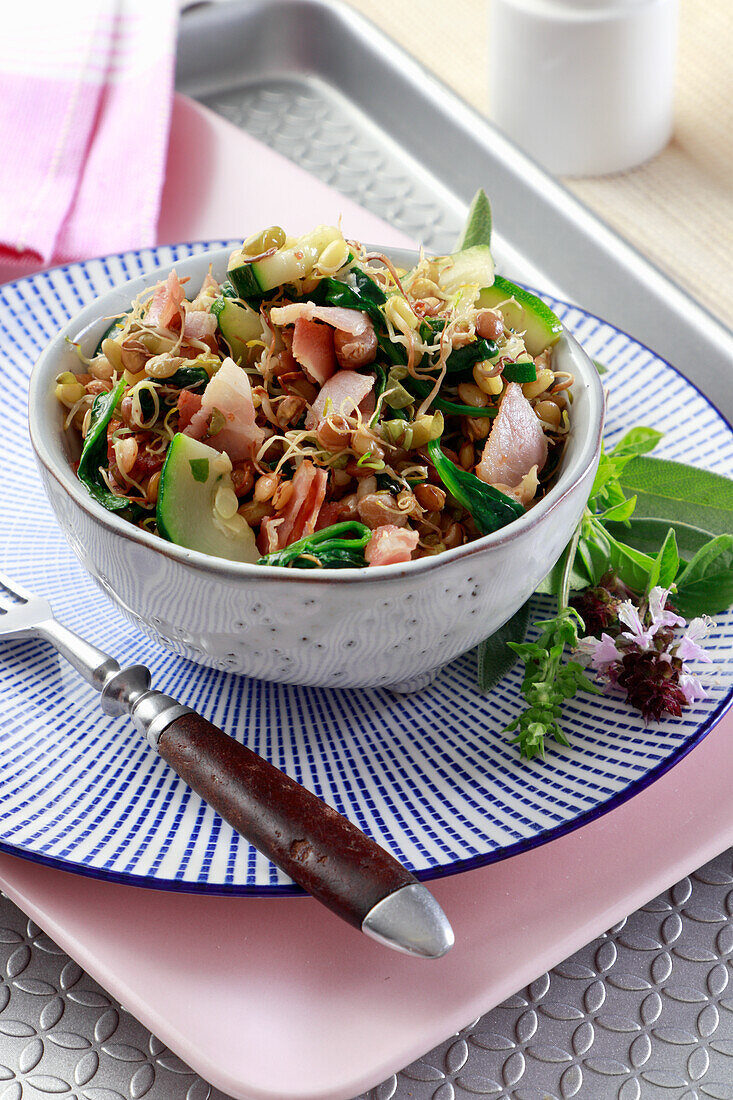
[{"left": 0, "top": 0, "right": 178, "bottom": 273}]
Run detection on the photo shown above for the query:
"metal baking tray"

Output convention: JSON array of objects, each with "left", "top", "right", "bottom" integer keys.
[{"left": 176, "top": 0, "right": 733, "bottom": 424}]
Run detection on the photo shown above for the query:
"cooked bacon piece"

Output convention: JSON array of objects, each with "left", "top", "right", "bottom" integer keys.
[
  {"left": 269, "top": 303, "right": 372, "bottom": 336},
  {"left": 365, "top": 525, "right": 419, "bottom": 567},
  {"left": 259, "top": 460, "right": 328, "bottom": 551},
  {"left": 291, "top": 317, "right": 336, "bottom": 385},
  {"left": 314, "top": 500, "right": 343, "bottom": 530},
  {"left": 184, "top": 357, "right": 265, "bottom": 462},
  {"left": 183, "top": 309, "right": 217, "bottom": 341},
  {"left": 146, "top": 271, "right": 185, "bottom": 330},
  {"left": 333, "top": 325, "right": 377, "bottom": 370},
  {"left": 305, "top": 370, "right": 375, "bottom": 430},
  {"left": 476, "top": 383, "right": 547, "bottom": 491},
  {"left": 177, "top": 389, "right": 203, "bottom": 431}
]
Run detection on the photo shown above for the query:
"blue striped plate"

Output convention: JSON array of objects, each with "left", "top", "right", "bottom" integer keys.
[{"left": 1, "top": 243, "right": 732, "bottom": 895}]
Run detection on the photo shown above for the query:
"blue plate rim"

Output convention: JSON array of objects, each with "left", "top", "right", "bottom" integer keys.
[{"left": 2, "top": 242, "right": 732, "bottom": 896}]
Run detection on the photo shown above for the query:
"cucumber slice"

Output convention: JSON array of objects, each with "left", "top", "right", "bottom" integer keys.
[
  {"left": 157, "top": 434, "right": 258, "bottom": 563},
  {"left": 227, "top": 225, "right": 343, "bottom": 299},
  {"left": 211, "top": 296, "right": 263, "bottom": 363},
  {"left": 478, "top": 275, "right": 563, "bottom": 356},
  {"left": 438, "top": 245, "right": 495, "bottom": 295}
]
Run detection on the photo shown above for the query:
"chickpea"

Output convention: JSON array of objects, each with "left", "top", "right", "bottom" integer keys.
[
  {"left": 475, "top": 310, "right": 504, "bottom": 342},
  {"left": 459, "top": 441, "right": 476, "bottom": 470},
  {"left": 254, "top": 473, "right": 279, "bottom": 502},
  {"left": 457, "top": 382, "right": 488, "bottom": 408},
  {"left": 534, "top": 399, "right": 562, "bottom": 428},
  {"left": 464, "top": 416, "right": 491, "bottom": 441},
  {"left": 231, "top": 464, "right": 255, "bottom": 498},
  {"left": 316, "top": 418, "right": 351, "bottom": 451},
  {"left": 271, "top": 480, "right": 294, "bottom": 510},
  {"left": 414, "top": 483, "right": 446, "bottom": 511},
  {"left": 238, "top": 499, "right": 275, "bottom": 525},
  {"left": 442, "top": 522, "right": 465, "bottom": 549}
]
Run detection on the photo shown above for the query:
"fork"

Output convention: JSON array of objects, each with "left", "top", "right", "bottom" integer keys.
[{"left": 0, "top": 571, "right": 453, "bottom": 958}]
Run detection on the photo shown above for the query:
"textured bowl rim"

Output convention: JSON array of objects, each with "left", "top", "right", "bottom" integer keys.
[{"left": 29, "top": 242, "right": 605, "bottom": 584}]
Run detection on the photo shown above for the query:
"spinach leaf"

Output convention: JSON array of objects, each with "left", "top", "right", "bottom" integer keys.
[
  {"left": 444, "top": 338, "right": 499, "bottom": 375},
  {"left": 427, "top": 438, "right": 523, "bottom": 535},
  {"left": 313, "top": 270, "right": 386, "bottom": 325},
  {"left": 619, "top": 457, "right": 733, "bottom": 536},
  {"left": 476, "top": 599, "right": 531, "bottom": 693},
  {"left": 93, "top": 312, "right": 129, "bottom": 356},
  {"left": 674, "top": 534, "right": 733, "bottom": 618},
  {"left": 258, "top": 521, "right": 372, "bottom": 569},
  {"left": 167, "top": 366, "right": 210, "bottom": 391},
  {"left": 77, "top": 379, "right": 129, "bottom": 512}
]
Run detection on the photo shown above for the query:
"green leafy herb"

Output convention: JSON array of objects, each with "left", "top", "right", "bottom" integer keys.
[
  {"left": 427, "top": 438, "right": 524, "bottom": 535},
  {"left": 257, "top": 522, "right": 372, "bottom": 569},
  {"left": 506, "top": 608, "right": 599, "bottom": 759},
  {"left": 77, "top": 379, "right": 129, "bottom": 512},
  {"left": 454, "top": 188, "right": 492, "bottom": 251},
  {"left": 476, "top": 600, "right": 531, "bottom": 693},
  {"left": 604, "top": 517, "right": 714, "bottom": 563},
  {"left": 189, "top": 458, "right": 209, "bottom": 484},
  {"left": 645, "top": 527, "right": 679, "bottom": 594},
  {"left": 619, "top": 456, "right": 733, "bottom": 536},
  {"left": 674, "top": 534, "right": 733, "bottom": 617}
]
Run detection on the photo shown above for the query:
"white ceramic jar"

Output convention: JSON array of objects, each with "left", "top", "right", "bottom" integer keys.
[{"left": 489, "top": 0, "right": 679, "bottom": 176}]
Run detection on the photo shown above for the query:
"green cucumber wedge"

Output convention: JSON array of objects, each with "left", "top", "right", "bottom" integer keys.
[
  {"left": 211, "top": 297, "right": 263, "bottom": 363},
  {"left": 157, "top": 434, "right": 258, "bottom": 562},
  {"left": 227, "top": 225, "right": 343, "bottom": 299},
  {"left": 438, "top": 245, "right": 495, "bottom": 295},
  {"left": 478, "top": 275, "right": 562, "bottom": 356}
]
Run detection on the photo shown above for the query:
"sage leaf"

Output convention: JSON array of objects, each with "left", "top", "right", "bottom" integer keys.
[
  {"left": 674, "top": 534, "right": 733, "bottom": 618},
  {"left": 476, "top": 600, "right": 531, "bottom": 693},
  {"left": 605, "top": 517, "right": 714, "bottom": 563},
  {"left": 455, "top": 188, "right": 492, "bottom": 251},
  {"left": 620, "top": 457, "right": 733, "bottom": 537},
  {"left": 645, "top": 527, "right": 679, "bottom": 594}
]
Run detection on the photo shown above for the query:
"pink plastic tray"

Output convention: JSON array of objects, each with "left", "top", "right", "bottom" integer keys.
[{"left": 2, "top": 97, "right": 731, "bottom": 1100}]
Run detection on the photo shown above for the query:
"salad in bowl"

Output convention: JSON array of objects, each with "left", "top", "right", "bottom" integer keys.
[{"left": 55, "top": 223, "right": 572, "bottom": 571}]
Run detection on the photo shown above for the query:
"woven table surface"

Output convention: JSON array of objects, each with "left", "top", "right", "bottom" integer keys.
[{"left": 345, "top": 0, "right": 733, "bottom": 332}]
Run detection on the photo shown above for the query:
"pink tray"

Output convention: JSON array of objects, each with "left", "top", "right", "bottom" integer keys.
[{"left": 3, "top": 96, "right": 731, "bottom": 1100}]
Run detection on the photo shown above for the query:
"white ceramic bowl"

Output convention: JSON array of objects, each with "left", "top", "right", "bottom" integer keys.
[{"left": 29, "top": 247, "right": 604, "bottom": 690}]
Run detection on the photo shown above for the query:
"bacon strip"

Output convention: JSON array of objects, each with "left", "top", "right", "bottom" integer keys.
[
  {"left": 269, "top": 303, "right": 371, "bottom": 335},
  {"left": 184, "top": 357, "right": 265, "bottom": 462},
  {"left": 260, "top": 460, "right": 328, "bottom": 552},
  {"left": 305, "top": 370, "right": 375, "bottom": 430},
  {"left": 146, "top": 271, "right": 185, "bottom": 330},
  {"left": 291, "top": 317, "right": 336, "bottom": 385},
  {"left": 476, "top": 382, "right": 548, "bottom": 490},
  {"left": 365, "top": 525, "right": 419, "bottom": 567}
]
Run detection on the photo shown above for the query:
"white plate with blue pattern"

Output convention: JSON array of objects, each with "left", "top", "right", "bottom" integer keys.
[{"left": 1, "top": 243, "right": 732, "bottom": 895}]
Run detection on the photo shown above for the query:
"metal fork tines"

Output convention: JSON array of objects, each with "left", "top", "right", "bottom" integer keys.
[{"left": 0, "top": 570, "right": 120, "bottom": 690}]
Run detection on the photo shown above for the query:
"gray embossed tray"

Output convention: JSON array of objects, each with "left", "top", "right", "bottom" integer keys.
[{"left": 176, "top": 0, "right": 733, "bottom": 420}]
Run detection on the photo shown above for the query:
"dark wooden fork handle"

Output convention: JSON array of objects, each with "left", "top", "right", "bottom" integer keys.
[{"left": 157, "top": 712, "right": 415, "bottom": 926}]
